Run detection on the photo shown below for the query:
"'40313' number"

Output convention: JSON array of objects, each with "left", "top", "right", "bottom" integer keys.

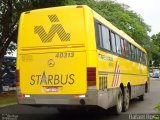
[{"left": 55, "top": 52, "right": 74, "bottom": 58}]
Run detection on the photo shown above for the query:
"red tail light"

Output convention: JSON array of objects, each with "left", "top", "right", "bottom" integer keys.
[
  {"left": 18, "top": 94, "right": 25, "bottom": 99},
  {"left": 87, "top": 67, "right": 96, "bottom": 86},
  {"left": 16, "top": 70, "right": 20, "bottom": 86}
]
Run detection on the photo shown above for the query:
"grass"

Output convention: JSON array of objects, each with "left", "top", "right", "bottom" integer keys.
[
  {"left": 154, "top": 103, "right": 160, "bottom": 120},
  {"left": 155, "top": 103, "right": 160, "bottom": 112},
  {"left": 0, "top": 91, "right": 17, "bottom": 105}
]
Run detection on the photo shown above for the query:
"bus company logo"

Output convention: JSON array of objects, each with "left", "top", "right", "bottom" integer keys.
[
  {"left": 48, "top": 59, "right": 55, "bottom": 67},
  {"left": 34, "top": 14, "right": 70, "bottom": 43}
]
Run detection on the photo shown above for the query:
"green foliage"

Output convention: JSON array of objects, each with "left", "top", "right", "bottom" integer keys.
[
  {"left": 0, "top": 91, "right": 16, "bottom": 105},
  {"left": 150, "top": 33, "right": 160, "bottom": 66},
  {"left": 154, "top": 103, "right": 160, "bottom": 120},
  {"left": 0, "top": 0, "right": 32, "bottom": 58},
  {"left": 155, "top": 103, "right": 160, "bottom": 112}
]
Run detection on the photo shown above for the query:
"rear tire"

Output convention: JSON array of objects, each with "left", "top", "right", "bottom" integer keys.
[
  {"left": 122, "top": 87, "right": 130, "bottom": 112},
  {"left": 145, "top": 83, "right": 148, "bottom": 93},
  {"left": 113, "top": 89, "right": 123, "bottom": 115},
  {"left": 139, "top": 94, "right": 144, "bottom": 101}
]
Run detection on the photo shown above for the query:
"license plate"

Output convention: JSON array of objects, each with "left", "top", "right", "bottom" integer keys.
[{"left": 46, "top": 87, "right": 58, "bottom": 92}]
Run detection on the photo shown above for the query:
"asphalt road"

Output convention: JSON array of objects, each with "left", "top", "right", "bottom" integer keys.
[{"left": 0, "top": 78, "right": 160, "bottom": 120}]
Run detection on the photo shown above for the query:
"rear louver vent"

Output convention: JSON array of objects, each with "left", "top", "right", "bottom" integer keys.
[{"left": 99, "top": 77, "right": 107, "bottom": 90}]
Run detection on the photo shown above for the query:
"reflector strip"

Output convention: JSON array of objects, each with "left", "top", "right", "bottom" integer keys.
[{"left": 112, "top": 61, "right": 120, "bottom": 87}]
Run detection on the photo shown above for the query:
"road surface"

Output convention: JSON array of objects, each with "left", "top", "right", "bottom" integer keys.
[{"left": 0, "top": 78, "right": 160, "bottom": 120}]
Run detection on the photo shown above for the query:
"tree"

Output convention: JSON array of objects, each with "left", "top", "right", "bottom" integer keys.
[
  {"left": 151, "top": 33, "right": 160, "bottom": 67},
  {"left": 0, "top": 0, "right": 30, "bottom": 67}
]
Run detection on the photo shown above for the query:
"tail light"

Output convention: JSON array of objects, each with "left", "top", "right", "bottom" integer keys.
[
  {"left": 87, "top": 67, "right": 96, "bottom": 86},
  {"left": 16, "top": 70, "right": 20, "bottom": 86},
  {"left": 18, "top": 94, "right": 25, "bottom": 99}
]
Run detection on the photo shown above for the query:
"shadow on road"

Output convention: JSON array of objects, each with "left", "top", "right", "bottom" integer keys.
[
  {"left": 21, "top": 109, "right": 121, "bottom": 120},
  {"left": 0, "top": 98, "right": 143, "bottom": 120},
  {"left": 17, "top": 104, "right": 140, "bottom": 120}
]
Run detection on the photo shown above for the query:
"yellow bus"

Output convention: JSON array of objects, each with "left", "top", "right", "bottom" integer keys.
[{"left": 16, "top": 5, "right": 149, "bottom": 114}]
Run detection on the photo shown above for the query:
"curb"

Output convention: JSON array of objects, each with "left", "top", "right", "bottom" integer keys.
[{"left": 0, "top": 103, "right": 17, "bottom": 108}]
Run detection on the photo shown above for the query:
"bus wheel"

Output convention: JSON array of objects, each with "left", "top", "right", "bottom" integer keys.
[
  {"left": 113, "top": 89, "right": 123, "bottom": 115},
  {"left": 122, "top": 87, "right": 130, "bottom": 112},
  {"left": 139, "top": 94, "right": 144, "bottom": 101}
]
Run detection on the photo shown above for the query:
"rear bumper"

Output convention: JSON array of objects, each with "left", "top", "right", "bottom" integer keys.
[{"left": 17, "top": 88, "right": 98, "bottom": 106}]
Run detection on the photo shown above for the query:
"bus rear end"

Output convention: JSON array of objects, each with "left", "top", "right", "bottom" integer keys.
[{"left": 16, "top": 6, "right": 97, "bottom": 106}]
